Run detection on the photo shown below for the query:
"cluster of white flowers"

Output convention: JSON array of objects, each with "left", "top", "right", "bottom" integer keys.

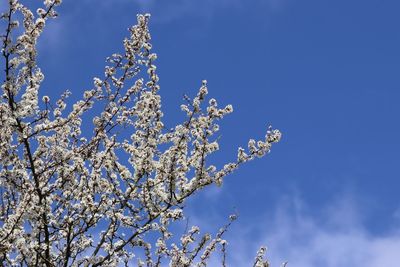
[
  {"left": 254, "top": 247, "right": 270, "bottom": 267},
  {"left": 0, "top": 1, "right": 281, "bottom": 266}
]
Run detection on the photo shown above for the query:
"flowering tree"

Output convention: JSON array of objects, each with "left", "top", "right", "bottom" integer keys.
[{"left": 0, "top": 0, "right": 281, "bottom": 266}]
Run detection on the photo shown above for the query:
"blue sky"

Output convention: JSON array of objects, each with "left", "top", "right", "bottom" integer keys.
[{"left": 16, "top": 0, "right": 400, "bottom": 265}]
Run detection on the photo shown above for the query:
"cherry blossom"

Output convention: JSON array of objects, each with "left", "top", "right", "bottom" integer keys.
[{"left": 0, "top": 1, "right": 280, "bottom": 266}]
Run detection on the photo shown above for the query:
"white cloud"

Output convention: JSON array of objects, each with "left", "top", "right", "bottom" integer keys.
[{"left": 193, "top": 194, "right": 400, "bottom": 266}]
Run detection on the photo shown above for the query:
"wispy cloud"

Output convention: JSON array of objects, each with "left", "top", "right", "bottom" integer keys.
[
  {"left": 132, "top": 0, "right": 286, "bottom": 23},
  {"left": 256, "top": 197, "right": 400, "bottom": 267},
  {"left": 34, "top": 0, "right": 287, "bottom": 54},
  {"left": 191, "top": 193, "right": 400, "bottom": 266}
]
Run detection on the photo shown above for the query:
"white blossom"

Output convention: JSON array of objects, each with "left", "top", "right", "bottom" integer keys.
[
  {"left": 42, "top": 95, "right": 50, "bottom": 102},
  {"left": 0, "top": 2, "right": 280, "bottom": 266}
]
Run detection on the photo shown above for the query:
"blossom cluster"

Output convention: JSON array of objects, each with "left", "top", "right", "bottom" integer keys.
[{"left": 0, "top": 1, "right": 280, "bottom": 266}]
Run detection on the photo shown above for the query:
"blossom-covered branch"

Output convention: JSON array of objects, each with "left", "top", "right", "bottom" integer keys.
[{"left": 0, "top": 1, "right": 281, "bottom": 266}]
